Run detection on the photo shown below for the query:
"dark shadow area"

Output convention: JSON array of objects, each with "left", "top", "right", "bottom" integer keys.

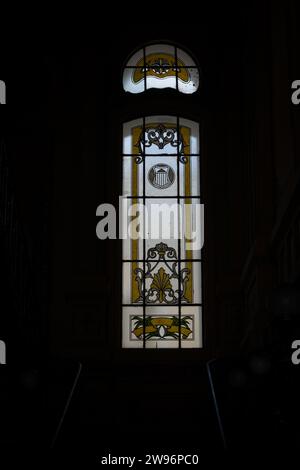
[{"left": 1, "top": 2, "right": 300, "bottom": 462}]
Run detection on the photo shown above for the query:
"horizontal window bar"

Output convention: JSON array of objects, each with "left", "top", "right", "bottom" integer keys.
[
  {"left": 122, "top": 259, "right": 202, "bottom": 263},
  {"left": 124, "top": 66, "right": 200, "bottom": 69},
  {"left": 122, "top": 303, "right": 203, "bottom": 307},
  {"left": 122, "top": 195, "right": 202, "bottom": 199},
  {"left": 122, "top": 153, "right": 201, "bottom": 157}
]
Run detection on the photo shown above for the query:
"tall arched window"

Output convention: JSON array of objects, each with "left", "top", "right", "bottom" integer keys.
[{"left": 121, "top": 44, "right": 202, "bottom": 349}]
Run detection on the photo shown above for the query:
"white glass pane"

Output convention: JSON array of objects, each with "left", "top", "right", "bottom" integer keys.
[
  {"left": 122, "top": 156, "right": 132, "bottom": 196},
  {"left": 145, "top": 115, "right": 177, "bottom": 126},
  {"left": 122, "top": 307, "right": 144, "bottom": 348},
  {"left": 177, "top": 67, "right": 199, "bottom": 94},
  {"left": 122, "top": 230, "right": 144, "bottom": 261},
  {"left": 144, "top": 306, "right": 179, "bottom": 349},
  {"left": 180, "top": 261, "right": 202, "bottom": 304},
  {"left": 145, "top": 44, "right": 175, "bottom": 57},
  {"left": 144, "top": 116, "right": 178, "bottom": 155},
  {"left": 122, "top": 262, "right": 132, "bottom": 304},
  {"left": 123, "top": 48, "right": 145, "bottom": 94},
  {"left": 122, "top": 157, "right": 143, "bottom": 197},
  {"left": 123, "top": 67, "right": 145, "bottom": 94},
  {"left": 190, "top": 156, "right": 201, "bottom": 194},
  {"left": 176, "top": 46, "right": 199, "bottom": 94},
  {"left": 122, "top": 261, "right": 144, "bottom": 304},
  {"left": 122, "top": 200, "right": 144, "bottom": 260},
  {"left": 124, "top": 237, "right": 144, "bottom": 262},
  {"left": 180, "top": 199, "right": 203, "bottom": 260},
  {"left": 146, "top": 75, "right": 177, "bottom": 91},
  {"left": 179, "top": 118, "right": 200, "bottom": 154},
  {"left": 179, "top": 157, "right": 200, "bottom": 197},
  {"left": 145, "top": 198, "right": 180, "bottom": 251},
  {"left": 122, "top": 232, "right": 131, "bottom": 261},
  {"left": 181, "top": 306, "right": 202, "bottom": 348},
  {"left": 123, "top": 119, "right": 143, "bottom": 154}
]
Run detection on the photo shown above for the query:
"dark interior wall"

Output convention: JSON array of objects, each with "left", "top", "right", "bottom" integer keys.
[
  {"left": 1, "top": 3, "right": 300, "bottom": 462},
  {"left": 2, "top": 3, "right": 300, "bottom": 363},
  {"left": 45, "top": 25, "right": 248, "bottom": 362},
  {"left": 1, "top": 4, "right": 300, "bottom": 456},
  {"left": 239, "top": 1, "right": 300, "bottom": 351}
]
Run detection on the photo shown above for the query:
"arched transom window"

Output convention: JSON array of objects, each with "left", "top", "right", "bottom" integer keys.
[{"left": 123, "top": 43, "right": 200, "bottom": 94}]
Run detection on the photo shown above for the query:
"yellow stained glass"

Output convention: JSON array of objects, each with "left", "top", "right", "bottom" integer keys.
[
  {"left": 133, "top": 54, "right": 189, "bottom": 83},
  {"left": 122, "top": 116, "right": 202, "bottom": 349},
  {"left": 123, "top": 44, "right": 199, "bottom": 94}
]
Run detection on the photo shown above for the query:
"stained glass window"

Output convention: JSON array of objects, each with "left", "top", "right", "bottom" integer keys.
[
  {"left": 122, "top": 116, "right": 203, "bottom": 348},
  {"left": 123, "top": 44, "right": 199, "bottom": 94}
]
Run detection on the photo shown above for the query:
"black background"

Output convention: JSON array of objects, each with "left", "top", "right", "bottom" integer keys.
[{"left": 1, "top": 2, "right": 300, "bottom": 464}]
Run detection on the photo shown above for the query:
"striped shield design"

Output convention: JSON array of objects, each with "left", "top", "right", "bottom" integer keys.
[{"left": 148, "top": 164, "right": 175, "bottom": 189}]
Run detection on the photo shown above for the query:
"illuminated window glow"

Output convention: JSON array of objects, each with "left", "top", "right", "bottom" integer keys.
[
  {"left": 123, "top": 44, "right": 200, "bottom": 94},
  {"left": 122, "top": 116, "right": 202, "bottom": 348}
]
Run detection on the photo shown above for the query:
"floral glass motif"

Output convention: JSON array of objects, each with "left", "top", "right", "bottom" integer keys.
[
  {"left": 123, "top": 44, "right": 199, "bottom": 94},
  {"left": 122, "top": 116, "right": 202, "bottom": 349},
  {"left": 134, "top": 243, "right": 191, "bottom": 304},
  {"left": 131, "top": 315, "right": 193, "bottom": 341}
]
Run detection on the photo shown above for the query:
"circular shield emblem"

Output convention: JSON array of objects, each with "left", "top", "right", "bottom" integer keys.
[{"left": 148, "top": 164, "right": 175, "bottom": 189}]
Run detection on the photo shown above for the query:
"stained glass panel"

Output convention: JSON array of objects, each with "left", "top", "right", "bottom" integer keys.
[
  {"left": 122, "top": 157, "right": 144, "bottom": 197},
  {"left": 179, "top": 157, "right": 200, "bottom": 197},
  {"left": 145, "top": 199, "right": 180, "bottom": 253},
  {"left": 122, "top": 117, "right": 202, "bottom": 348},
  {"left": 180, "top": 306, "right": 202, "bottom": 349},
  {"left": 123, "top": 307, "right": 144, "bottom": 349},
  {"left": 123, "top": 306, "right": 202, "bottom": 349},
  {"left": 145, "top": 158, "right": 178, "bottom": 197},
  {"left": 122, "top": 200, "right": 144, "bottom": 261},
  {"left": 123, "top": 44, "right": 199, "bottom": 94},
  {"left": 144, "top": 115, "right": 178, "bottom": 155}
]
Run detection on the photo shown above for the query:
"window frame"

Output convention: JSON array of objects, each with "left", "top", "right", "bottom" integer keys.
[
  {"left": 122, "top": 42, "right": 201, "bottom": 95},
  {"left": 121, "top": 115, "right": 203, "bottom": 349},
  {"left": 107, "top": 41, "right": 208, "bottom": 362}
]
